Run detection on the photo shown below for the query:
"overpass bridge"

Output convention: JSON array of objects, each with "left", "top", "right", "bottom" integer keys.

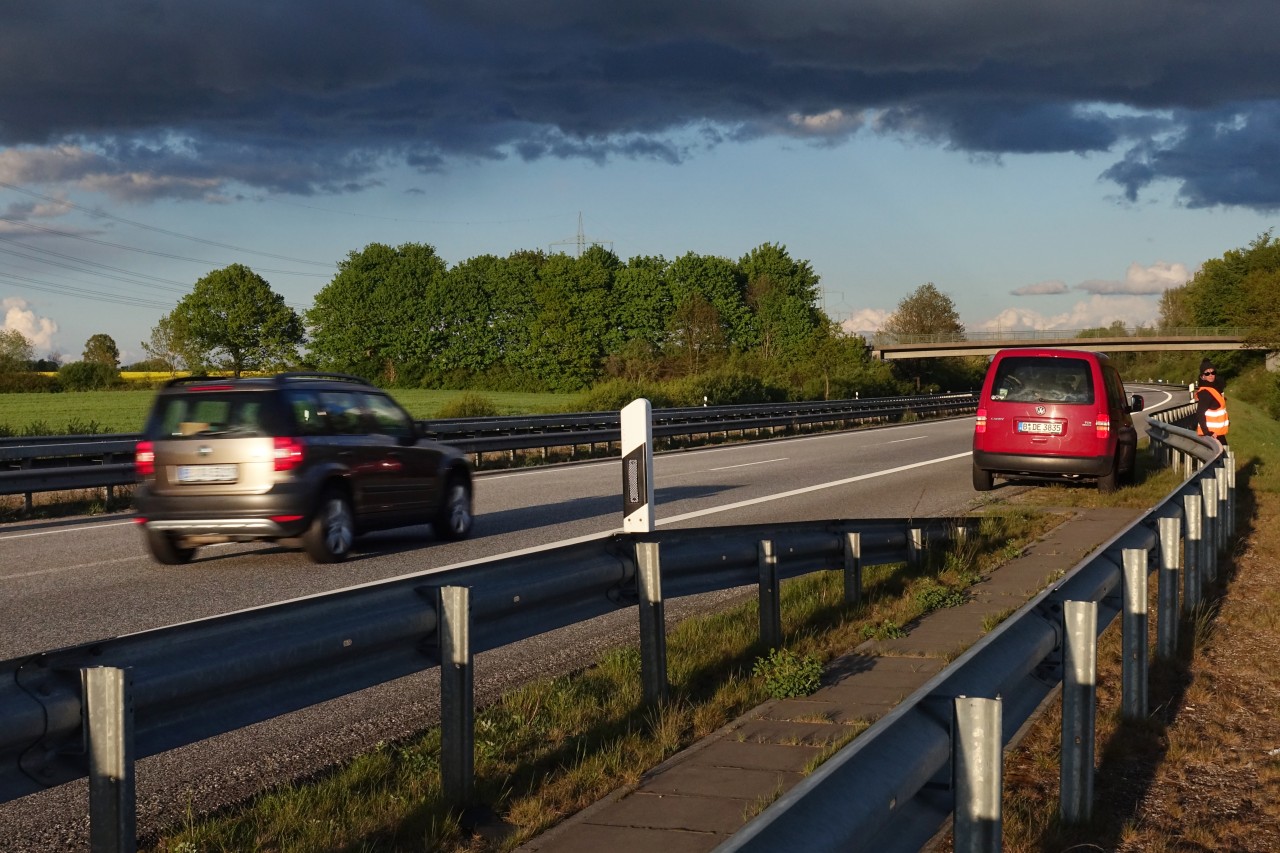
[{"left": 870, "top": 326, "right": 1252, "bottom": 360}]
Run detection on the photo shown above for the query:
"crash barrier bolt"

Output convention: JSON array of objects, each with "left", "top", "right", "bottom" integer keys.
[
  {"left": 84, "top": 666, "right": 136, "bottom": 853},
  {"left": 636, "top": 541, "right": 669, "bottom": 705},
  {"left": 907, "top": 526, "right": 924, "bottom": 569},
  {"left": 954, "top": 696, "right": 1003, "bottom": 853},
  {"left": 1183, "top": 493, "right": 1203, "bottom": 611},
  {"left": 440, "top": 585, "right": 474, "bottom": 806},
  {"left": 842, "top": 531, "right": 862, "bottom": 609},
  {"left": 1122, "top": 548, "right": 1149, "bottom": 720},
  {"left": 1201, "top": 478, "right": 1219, "bottom": 583},
  {"left": 758, "top": 540, "right": 782, "bottom": 650},
  {"left": 1061, "top": 600, "right": 1098, "bottom": 825},
  {"left": 1157, "top": 516, "right": 1181, "bottom": 660}
]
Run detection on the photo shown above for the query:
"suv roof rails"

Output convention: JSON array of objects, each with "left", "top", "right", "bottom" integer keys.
[
  {"left": 160, "top": 372, "right": 376, "bottom": 389},
  {"left": 274, "top": 371, "right": 375, "bottom": 386}
]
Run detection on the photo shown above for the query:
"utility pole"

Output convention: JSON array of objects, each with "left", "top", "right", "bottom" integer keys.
[{"left": 549, "top": 212, "right": 613, "bottom": 257}]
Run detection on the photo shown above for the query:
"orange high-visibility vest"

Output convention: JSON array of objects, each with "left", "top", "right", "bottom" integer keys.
[{"left": 1199, "top": 386, "right": 1229, "bottom": 436}]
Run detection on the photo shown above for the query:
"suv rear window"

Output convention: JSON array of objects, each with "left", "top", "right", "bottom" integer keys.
[
  {"left": 989, "top": 356, "right": 1095, "bottom": 404},
  {"left": 146, "top": 391, "right": 289, "bottom": 439}
]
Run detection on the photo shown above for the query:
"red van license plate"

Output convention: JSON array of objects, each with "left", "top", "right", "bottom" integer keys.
[{"left": 1017, "top": 421, "right": 1063, "bottom": 435}]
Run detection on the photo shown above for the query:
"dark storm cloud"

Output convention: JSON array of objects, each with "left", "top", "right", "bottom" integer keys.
[{"left": 3, "top": 1, "right": 1279, "bottom": 208}]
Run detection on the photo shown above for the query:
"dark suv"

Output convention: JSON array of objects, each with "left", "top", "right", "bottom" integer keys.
[{"left": 133, "top": 373, "right": 474, "bottom": 564}]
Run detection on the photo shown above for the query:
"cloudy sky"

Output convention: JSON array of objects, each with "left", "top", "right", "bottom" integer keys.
[{"left": 2, "top": 1, "right": 1278, "bottom": 361}]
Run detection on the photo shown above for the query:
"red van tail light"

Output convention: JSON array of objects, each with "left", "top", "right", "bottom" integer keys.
[
  {"left": 273, "top": 437, "right": 305, "bottom": 471},
  {"left": 975, "top": 408, "right": 988, "bottom": 434},
  {"left": 1096, "top": 413, "right": 1111, "bottom": 438},
  {"left": 135, "top": 440, "right": 155, "bottom": 477}
]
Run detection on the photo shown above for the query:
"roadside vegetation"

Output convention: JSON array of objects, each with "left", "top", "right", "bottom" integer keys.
[{"left": 148, "top": 510, "right": 1054, "bottom": 853}]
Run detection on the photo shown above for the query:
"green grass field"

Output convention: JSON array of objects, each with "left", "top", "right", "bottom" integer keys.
[{"left": 0, "top": 388, "right": 577, "bottom": 435}]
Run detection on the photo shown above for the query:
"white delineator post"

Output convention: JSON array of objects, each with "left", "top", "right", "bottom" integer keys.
[{"left": 621, "top": 398, "right": 655, "bottom": 532}]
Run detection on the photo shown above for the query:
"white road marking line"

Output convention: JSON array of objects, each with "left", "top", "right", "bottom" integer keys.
[{"left": 709, "top": 458, "right": 788, "bottom": 471}]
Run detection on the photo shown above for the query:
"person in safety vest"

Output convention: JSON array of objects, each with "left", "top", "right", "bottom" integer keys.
[{"left": 1195, "top": 358, "right": 1229, "bottom": 445}]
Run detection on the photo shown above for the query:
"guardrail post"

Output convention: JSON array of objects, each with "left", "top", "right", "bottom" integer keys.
[
  {"left": 758, "top": 540, "right": 782, "bottom": 650},
  {"left": 635, "top": 541, "right": 669, "bottom": 705},
  {"left": 842, "top": 531, "right": 862, "bottom": 609},
  {"left": 907, "top": 526, "right": 924, "bottom": 569},
  {"left": 440, "top": 585, "right": 474, "bottom": 806},
  {"left": 954, "top": 696, "right": 1002, "bottom": 853},
  {"left": 1156, "top": 516, "right": 1181, "bottom": 660},
  {"left": 1183, "top": 493, "right": 1203, "bottom": 611},
  {"left": 84, "top": 666, "right": 136, "bottom": 853},
  {"left": 1200, "top": 478, "right": 1219, "bottom": 583},
  {"left": 1121, "top": 548, "right": 1149, "bottom": 720},
  {"left": 1215, "top": 464, "right": 1230, "bottom": 553},
  {"left": 1226, "top": 450, "right": 1237, "bottom": 538},
  {"left": 1061, "top": 600, "right": 1097, "bottom": 825}
]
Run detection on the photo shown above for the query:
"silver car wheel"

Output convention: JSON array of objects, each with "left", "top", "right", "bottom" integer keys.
[
  {"left": 323, "top": 497, "right": 355, "bottom": 555},
  {"left": 434, "top": 480, "right": 473, "bottom": 540}
]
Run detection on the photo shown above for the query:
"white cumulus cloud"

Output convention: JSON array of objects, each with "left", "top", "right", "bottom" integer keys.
[{"left": 2, "top": 297, "right": 59, "bottom": 352}]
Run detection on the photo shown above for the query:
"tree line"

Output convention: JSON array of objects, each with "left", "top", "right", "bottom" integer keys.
[{"left": 6, "top": 242, "right": 967, "bottom": 403}]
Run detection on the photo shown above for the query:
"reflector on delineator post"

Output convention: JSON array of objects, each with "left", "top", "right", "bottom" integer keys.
[{"left": 621, "top": 398, "right": 655, "bottom": 532}]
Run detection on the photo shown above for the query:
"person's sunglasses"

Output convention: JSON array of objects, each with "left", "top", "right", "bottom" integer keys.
[{"left": 1202, "top": 370, "right": 1216, "bottom": 376}]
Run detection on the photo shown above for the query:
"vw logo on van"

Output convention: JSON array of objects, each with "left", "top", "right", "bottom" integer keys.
[{"left": 1035, "top": 406, "right": 1047, "bottom": 415}]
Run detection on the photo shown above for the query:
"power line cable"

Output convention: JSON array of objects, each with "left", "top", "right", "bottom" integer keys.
[
  {"left": 0, "top": 215, "right": 329, "bottom": 278},
  {"left": 0, "top": 181, "right": 334, "bottom": 268},
  {"left": 0, "top": 270, "right": 173, "bottom": 310}
]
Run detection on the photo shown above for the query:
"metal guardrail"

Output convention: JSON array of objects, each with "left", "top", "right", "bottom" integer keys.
[
  {"left": 718, "top": 402, "right": 1234, "bottom": 852},
  {"left": 0, "top": 517, "right": 959, "bottom": 824},
  {"left": 0, "top": 393, "right": 978, "bottom": 499}
]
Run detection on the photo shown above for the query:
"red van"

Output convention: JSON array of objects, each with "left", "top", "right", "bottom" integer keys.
[{"left": 972, "top": 348, "right": 1144, "bottom": 492}]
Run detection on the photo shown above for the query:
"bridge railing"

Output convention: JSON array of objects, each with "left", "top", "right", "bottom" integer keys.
[{"left": 871, "top": 326, "right": 1249, "bottom": 346}]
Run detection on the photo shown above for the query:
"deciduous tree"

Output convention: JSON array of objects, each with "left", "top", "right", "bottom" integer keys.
[
  {"left": 172, "top": 264, "right": 303, "bottom": 377},
  {"left": 82, "top": 333, "right": 120, "bottom": 368},
  {"left": 0, "top": 328, "right": 33, "bottom": 374}
]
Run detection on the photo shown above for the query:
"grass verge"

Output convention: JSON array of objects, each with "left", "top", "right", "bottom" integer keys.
[{"left": 148, "top": 510, "right": 1055, "bottom": 852}]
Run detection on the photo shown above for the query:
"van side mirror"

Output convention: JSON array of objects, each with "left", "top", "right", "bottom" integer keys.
[{"left": 1129, "top": 394, "right": 1144, "bottom": 413}]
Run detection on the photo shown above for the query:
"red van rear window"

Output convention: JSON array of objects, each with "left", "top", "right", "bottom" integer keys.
[{"left": 988, "top": 356, "right": 1094, "bottom": 405}]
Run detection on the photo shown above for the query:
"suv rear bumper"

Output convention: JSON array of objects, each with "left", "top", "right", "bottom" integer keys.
[
  {"left": 134, "top": 483, "right": 315, "bottom": 538},
  {"left": 972, "top": 449, "right": 1112, "bottom": 478}
]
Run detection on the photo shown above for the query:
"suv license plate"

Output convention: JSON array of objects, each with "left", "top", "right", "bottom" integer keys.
[
  {"left": 177, "top": 464, "right": 238, "bottom": 484},
  {"left": 1017, "top": 421, "right": 1063, "bottom": 435}
]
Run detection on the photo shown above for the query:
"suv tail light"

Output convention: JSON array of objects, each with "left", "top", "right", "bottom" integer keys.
[
  {"left": 273, "top": 437, "right": 305, "bottom": 471},
  {"left": 974, "top": 407, "right": 987, "bottom": 434},
  {"left": 1096, "top": 412, "right": 1111, "bottom": 438},
  {"left": 136, "top": 440, "right": 155, "bottom": 477}
]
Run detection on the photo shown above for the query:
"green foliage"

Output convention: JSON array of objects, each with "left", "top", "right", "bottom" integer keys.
[
  {"left": 0, "top": 328, "right": 33, "bottom": 374},
  {"left": 915, "top": 582, "right": 968, "bottom": 612},
  {"left": 860, "top": 620, "right": 907, "bottom": 640},
  {"left": 82, "top": 333, "right": 120, "bottom": 367},
  {"left": 668, "top": 369, "right": 789, "bottom": 406},
  {"left": 1228, "top": 365, "right": 1280, "bottom": 421},
  {"left": 434, "top": 392, "right": 500, "bottom": 419},
  {"left": 572, "top": 379, "right": 681, "bottom": 411},
  {"left": 0, "top": 372, "right": 59, "bottom": 393},
  {"left": 752, "top": 647, "right": 823, "bottom": 699},
  {"left": 173, "top": 264, "right": 303, "bottom": 377},
  {"left": 57, "top": 360, "right": 120, "bottom": 391}
]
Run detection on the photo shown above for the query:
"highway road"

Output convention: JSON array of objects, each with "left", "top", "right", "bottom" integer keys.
[{"left": 0, "top": 388, "right": 1177, "bottom": 849}]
